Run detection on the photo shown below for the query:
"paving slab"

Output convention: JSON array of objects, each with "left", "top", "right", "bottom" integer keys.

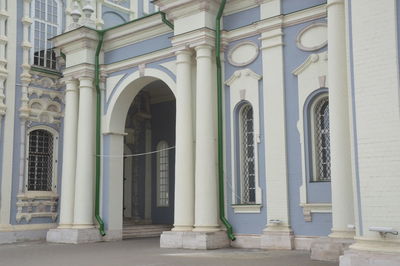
[{"left": 0, "top": 237, "right": 339, "bottom": 266}]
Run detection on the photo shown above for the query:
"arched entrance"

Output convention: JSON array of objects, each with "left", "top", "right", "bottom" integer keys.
[
  {"left": 122, "top": 80, "right": 175, "bottom": 237},
  {"left": 102, "top": 69, "right": 176, "bottom": 240}
]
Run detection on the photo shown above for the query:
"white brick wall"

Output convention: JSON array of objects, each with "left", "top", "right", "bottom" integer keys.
[{"left": 351, "top": 0, "right": 400, "bottom": 243}]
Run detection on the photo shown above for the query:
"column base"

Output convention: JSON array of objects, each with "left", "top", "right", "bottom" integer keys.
[
  {"left": 310, "top": 237, "right": 354, "bottom": 262},
  {"left": 46, "top": 228, "right": 103, "bottom": 244},
  {"left": 160, "top": 230, "right": 230, "bottom": 249},
  {"left": 172, "top": 225, "right": 193, "bottom": 232},
  {"left": 261, "top": 228, "right": 294, "bottom": 250},
  {"left": 340, "top": 249, "right": 400, "bottom": 266}
]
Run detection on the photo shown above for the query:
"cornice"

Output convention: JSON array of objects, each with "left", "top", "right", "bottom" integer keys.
[
  {"left": 103, "top": 15, "right": 172, "bottom": 52},
  {"left": 154, "top": 0, "right": 221, "bottom": 20},
  {"left": 62, "top": 63, "right": 95, "bottom": 79},
  {"left": 223, "top": 4, "right": 326, "bottom": 42},
  {"left": 224, "top": 0, "right": 269, "bottom": 15},
  {"left": 171, "top": 27, "right": 215, "bottom": 49},
  {"left": 103, "top": 47, "right": 175, "bottom": 75},
  {"left": 51, "top": 26, "right": 99, "bottom": 54}
]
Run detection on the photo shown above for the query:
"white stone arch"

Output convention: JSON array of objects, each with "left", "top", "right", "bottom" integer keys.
[
  {"left": 105, "top": 68, "right": 176, "bottom": 134},
  {"left": 102, "top": 67, "right": 176, "bottom": 237}
]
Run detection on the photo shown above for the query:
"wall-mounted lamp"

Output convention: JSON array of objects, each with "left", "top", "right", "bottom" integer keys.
[{"left": 369, "top": 227, "right": 399, "bottom": 236}]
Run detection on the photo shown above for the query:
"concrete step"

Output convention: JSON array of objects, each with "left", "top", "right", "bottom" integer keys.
[{"left": 123, "top": 224, "right": 172, "bottom": 239}]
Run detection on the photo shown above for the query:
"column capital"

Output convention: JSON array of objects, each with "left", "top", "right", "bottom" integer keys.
[
  {"left": 195, "top": 44, "right": 213, "bottom": 60},
  {"left": 78, "top": 76, "right": 94, "bottom": 89},
  {"left": 175, "top": 49, "right": 193, "bottom": 64},
  {"left": 327, "top": 0, "right": 344, "bottom": 8}
]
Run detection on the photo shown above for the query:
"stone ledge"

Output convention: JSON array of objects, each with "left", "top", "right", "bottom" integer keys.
[
  {"left": 0, "top": 229, "right": 48, "bottom": 244},
  {"left": 310, "top": 237, "right": 354, "bottom": 262},
  {"left": 46, "top": 228, "right": 103, "bottom": 244},
  {"left": 160, "top": 230, "right": 230, "bottom": 250},
  {"left": 261, "top": 230, "right": 295, "bottom": 250},
  {"left": 340, "top": 249, "right": 400, "bottom": 266}
]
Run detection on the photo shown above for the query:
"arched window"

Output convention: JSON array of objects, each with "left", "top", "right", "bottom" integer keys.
[
  {"left": 239, "top": 104, "right": 256, "bottom": 204},
  {"left": 157, "top": 141, "right": 169, "bottom": 207},
  {"left": 27, "top": 129, "right": 55, "bottom": 191},
  {"left": 31, "top": 0, "right": 61, "bottom": 69},
  {"left": 311, "top": 96, "right": 331, "bottom": 181}
]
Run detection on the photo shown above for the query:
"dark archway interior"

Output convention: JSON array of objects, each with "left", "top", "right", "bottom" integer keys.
[{"left": 123, "top": 80, "right": 176, "bottom": 226}]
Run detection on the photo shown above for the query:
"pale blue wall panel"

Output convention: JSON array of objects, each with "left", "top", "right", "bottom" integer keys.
[
  {"left": 283, "top": 18, "right": 331, "bottom": 236},
  {"left": 223, "top": 7, "right": 260, "bottom": 31}
]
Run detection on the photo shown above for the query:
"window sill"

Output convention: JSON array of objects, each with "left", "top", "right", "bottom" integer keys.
[
  {"left": 300, "top": 203, "right": 331, "bottom": 222},
  {"left": 30, "top": 66, "right": 62, "bottom": 78},
  {"left": 17, "top": 191, "right": 58, "bottom": 200},
  {"left": 232, "top": 204, "right": 262, "bottom": 214}
]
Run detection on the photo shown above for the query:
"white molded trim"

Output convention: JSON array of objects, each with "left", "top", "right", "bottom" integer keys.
[
  {"left": 105, "top": 67, "right": 176, "bottom": 134},
  {"left": 227, "top": 41, "right": 259, "bottom": 67},
  {"left": 296, "top": 22, "right": 328, "bottom": 52},
  {"left": 293, "top": 51, "right": 331, "bottom": 221},
  {"left": 226, "top": 68, "right": 262, "bottom": 205},
  {"left": 300, "top": 203, "right": 332, "bottom": 222},
  {"left": 232, "top": 204, "right": 262, "bottom": 214}
]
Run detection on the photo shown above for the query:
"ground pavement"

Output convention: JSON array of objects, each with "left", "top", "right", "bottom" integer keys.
[{"left": 0, "top": 237, "right": 339, "bottom": 266}]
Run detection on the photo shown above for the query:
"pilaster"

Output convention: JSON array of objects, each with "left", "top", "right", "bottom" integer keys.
[
  {"left": 339, "top": 0, "right": 400, "bottom": 264},
  {"left": 0, "top": 0, "right": 13, "bottom": 227},
  {"left": 260, "top": 25, "right": 294, "bottom": 250}
]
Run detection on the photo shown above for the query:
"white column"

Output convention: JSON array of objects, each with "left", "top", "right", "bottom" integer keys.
[
  {"left": 172, "top": 50, "right": 195, "bottom": 231},
  {"left": 193, "top": 45, "right": 219, "bottom": 232},
  {"left": 58, "top": 78, "right": 79, "bottom": 228},
  {"left": 73, "top": 76, "right": 95, "bottom": 228},
  {"left": 327, "top": 0, "right": 355, "bottom": 238}
]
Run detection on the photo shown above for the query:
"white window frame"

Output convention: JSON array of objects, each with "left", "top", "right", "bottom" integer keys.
[
  {"left": 25, "top": 126, "right": 59, "bottom": 194},
  {"left": 30, "top": 0, "right": 62, "bottom": 69},
  {"left": 309, "top": 94, "right": 330, "bottom": 182},
  {"left": 156, "top": 140, "right": 169, "bottom": 207},
  {"left": 238, "top": 104, "right": 257, "bottom": 204},
  {"left": 226, "top": 68, "right": 262, "bottom": 213},
  {"left": 292, "top": 51, "right": 332, "bottom": 221}
]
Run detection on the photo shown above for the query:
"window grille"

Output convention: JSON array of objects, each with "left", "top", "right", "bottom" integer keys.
[
  {"left": 28, "top": 129, "right": 54, "bottom": 191},
  {"left": 157, "top": 141, "right": 169, "bottom": 207},
  {"left": 32, "top": 0, "right": 59, "bottom": 69},
  {"left": 313, "top": 97, "right": 331, "bottom": 181},
  {"left": 240, "top": 105, "right": 256, "bottom": 204}
]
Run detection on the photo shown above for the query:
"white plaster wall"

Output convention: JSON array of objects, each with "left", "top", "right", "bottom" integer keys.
[{"left": 351, "top": 0, "right": 400, "bottom": 247}]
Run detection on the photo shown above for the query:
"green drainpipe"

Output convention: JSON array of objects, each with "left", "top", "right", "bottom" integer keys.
[
  {"left": 216, "top": 0, "right": 235, "bottom": 241},
  {"left": 92, "top": 12, "right": 174, "bottom": 237},
  {"left": 95, "top": 30, "right": 106, "bottom": 236}
]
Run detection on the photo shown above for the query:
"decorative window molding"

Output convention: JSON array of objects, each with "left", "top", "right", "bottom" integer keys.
[
  {"left": 31, "top": 0, "right": 62, "bottom": 69},
  {"left": 156, "top": 140, "right": 169, "bottom": 207},
  {"left": 227, "top": 41, "right": 259, "bottom": 67},
  {"left": 25, "top": 126, "right": 58, "bottom": 192},
  {"left": 296, "top": 23, "right": 328, "bottom": 52},
  {"left": 292, "top": 51, "right": 332, "bottom": 221},
  {"left": 226, "top": 69, "right": 262, "bottom": 207},
  {"left": 16, "top": 125, "right": 59, "bottom": 223}
]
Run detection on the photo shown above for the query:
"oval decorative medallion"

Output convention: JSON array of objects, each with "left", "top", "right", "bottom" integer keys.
[
  {"left": 228, "top": 41, "right": 259, "bottom": 67},
  {"left": 296, "top": 23, "right": 327, "bottom": 52}
]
